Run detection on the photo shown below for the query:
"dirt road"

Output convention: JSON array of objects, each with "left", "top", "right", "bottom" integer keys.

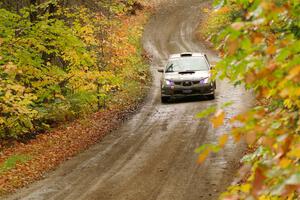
[{"left": 4, "top": 0, "right": 252, "bottom": 200}]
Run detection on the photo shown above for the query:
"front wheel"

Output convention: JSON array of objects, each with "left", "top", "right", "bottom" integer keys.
[
  {"left": 161, "top": 96, "right": 169, "bottom": 103},
  {"left": 207, "top": 92, "right": 215, "bottom": 100}
]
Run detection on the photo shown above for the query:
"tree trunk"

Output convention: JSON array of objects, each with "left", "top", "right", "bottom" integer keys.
[{"left": 29, "top": 0, "right": 38, "bottom": 22}]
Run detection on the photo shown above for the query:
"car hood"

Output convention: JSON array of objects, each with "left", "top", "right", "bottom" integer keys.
[{"left": 164, "top": 71, "right": 210, "bottom": 81}]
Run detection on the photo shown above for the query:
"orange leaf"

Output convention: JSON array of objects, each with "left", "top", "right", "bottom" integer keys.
[
  {"left": 252, "top": 32, "right": 264, "bottom": 44},
  {"left": 227, "top": 40, "right": 239, "bottom": 55},
  {"left": 245, "top": 70, "right": 256, "bottom": 84},
  {"left": 251, "top": 167, "right": 266, "bottom": 197},
  {"left": 287, "top": 65, "right": 300, "bottom": 80},
  {"left": 219, "top": 134, "right": 229, "bottom": 148},
  {"left": 245, "top": 132, "right": 257, "bottom": 145},
  {"left": 210, "top": 110, "right": 225, "bottom": 128},
  {"left": 232, "top": 128, "right": 242, "bottom": 143},
  {"left": 279, "top": 158, "right": 291, "bottom": 168},
  {"left": 267, "top": 61, "right": 277, "bottom": 71},
  {"left": 223, "top": 196, "right": 239, "bottom": 200},
  {"left": 266, "top": 45, "right": 276, "bottom": 55},
  {"left": 261, "top": 136, "right": 275, "bottom": 149},
  {"left": 197, "top": 148, "right": 210, "bottom": 164}
]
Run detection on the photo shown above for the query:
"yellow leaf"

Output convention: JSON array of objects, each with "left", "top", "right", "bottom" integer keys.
[
  {"left": 279, "top": 158, "right": 291, "bottom": 168},
  {"left": 258, "top": 196, "right": 271, "bottom": 200},
  {"left": 202, "top": 8, "right": 210, "bottom": 13},
  {"left": 240, "top": 183, "right": 251, "bottom": 193},
  {"left": 0, "top": 117, "right": 5, "bottom": 124},
  {"left": 295, "top": 88, "right": 300, "bottom": 96},
  {"left": 283, "top": 99, "right": 293, "bottom": 109},
  {"left": 288, "top": 148, "right": 300, "bottom": 158},
  {"left": 280, "top": 88, "right": 289, "bottom": 98},
  {"left": 219, "top": 134, "right": 229, "bottom": 148},
  {"left": 210, "top": 110, "right": 225, "bottom": 128},
  {"left": 197, "top": 149, "right": 210, "bottom": 164}
]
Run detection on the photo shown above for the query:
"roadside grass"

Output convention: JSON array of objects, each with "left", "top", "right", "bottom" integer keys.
[{"left": 0, "top": 154, "right": 31, "bottom": 175}]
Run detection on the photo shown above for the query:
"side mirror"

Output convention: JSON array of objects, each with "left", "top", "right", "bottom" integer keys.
[{"left": 157, "top": 69, "right": 164, "bottom": 73}]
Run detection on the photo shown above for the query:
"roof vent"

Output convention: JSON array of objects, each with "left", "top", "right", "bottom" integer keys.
[{"left": 180, "top": 53, "right": 192, "bottom": 57}]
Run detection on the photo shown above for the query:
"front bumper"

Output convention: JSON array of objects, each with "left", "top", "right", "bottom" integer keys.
[{"left": 161, "top": 83, "right": 215, "bottom": 97}]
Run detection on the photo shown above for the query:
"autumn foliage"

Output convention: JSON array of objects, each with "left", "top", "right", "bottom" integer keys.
[
  {"left": 0, "top": 0, "right": 150, "bottom": 195},
  {"left": 197, "top": 0, "right": 300, "bottom": 199},
  {"left": 0, "top": 0, "right": 149, "bottom": 139}
]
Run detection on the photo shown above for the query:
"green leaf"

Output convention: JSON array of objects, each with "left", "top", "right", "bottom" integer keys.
[{"left": 196, "top": 106, "right": 217, "bottom": 118}]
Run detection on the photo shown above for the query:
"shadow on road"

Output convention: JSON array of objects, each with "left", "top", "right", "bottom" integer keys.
[{"left": 163, "top": 95, "right": 215, "bottom": 104}]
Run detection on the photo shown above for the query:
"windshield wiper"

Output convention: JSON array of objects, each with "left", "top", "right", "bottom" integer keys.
[{"left": 165, "top": 64, "right": 174, "bottom": 73}]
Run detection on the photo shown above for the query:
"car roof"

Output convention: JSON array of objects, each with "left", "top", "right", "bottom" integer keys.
[{"left": 169, "top": 52, "right": 206, "bottom": 59}]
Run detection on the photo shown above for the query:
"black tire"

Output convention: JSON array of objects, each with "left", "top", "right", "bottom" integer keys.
[
  {"left": 207, "top": 92, "right": 215, "bottom": 100},
  {"left": 161, "top": 96, "right": 169, "bottom": 103}
]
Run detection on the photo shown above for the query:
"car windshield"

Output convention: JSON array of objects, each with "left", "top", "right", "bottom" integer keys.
[{"left": 165, "top": 56, "right": 208, "bottom": 73}]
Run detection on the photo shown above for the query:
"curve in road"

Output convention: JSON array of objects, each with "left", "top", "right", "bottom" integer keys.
[{"left": 4, "top": 1, "right": 252, "bottom": 200}]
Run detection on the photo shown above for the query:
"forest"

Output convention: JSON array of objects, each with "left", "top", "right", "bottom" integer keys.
[{"left": 0, "top": 0, "right": 149, "bottom": 139}]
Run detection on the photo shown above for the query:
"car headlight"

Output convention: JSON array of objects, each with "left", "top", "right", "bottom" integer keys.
[
  {"left": 200, "top": 77, "right": 209, "bottom": 84},
  {"left": 165, "top": 80, "right": 174, "bottom": 86}
]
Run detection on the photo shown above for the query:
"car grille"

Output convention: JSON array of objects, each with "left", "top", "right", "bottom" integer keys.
[{"left": 174, "top": 81, "right": 199, "bottom": 86}]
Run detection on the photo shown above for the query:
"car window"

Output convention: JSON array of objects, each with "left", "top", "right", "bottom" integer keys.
[{"left": 165, "top": 56, "right": 209, "bottom": 73}]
